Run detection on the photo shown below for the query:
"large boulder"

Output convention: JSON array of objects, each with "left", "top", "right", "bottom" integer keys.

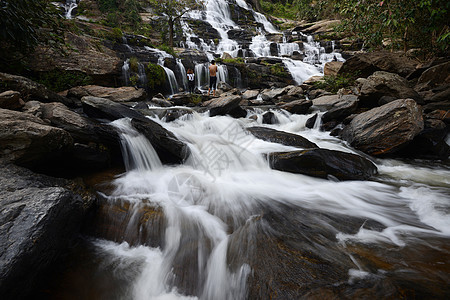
[
  {"left": 277, "top": 99, "right": 312, "bottom": 114},
  {"left": 0, "top": 109, "right": 73, "bottom": 167},
  {"left": 341, "top": 99, "right": 424, "bottom": 156},
  {"left": 0, "top": 73, "right": 76, "bottom": 107},
  {"left": 322, "top": 95, "right": 359, "bottom": 123},
  {"left": 28, "top": 33, "right": 122, "bottom": 87},
  {"left": 324, "top": 61, "right": 343, "bottom": 76},
  {"left": 131, "top": 119, "right": 191, "bottom": 164},
  {"left": 357, "top": 71, "right": 423, "bottom": 107},
  {"left": 311, "top": 94, "right": 340, "bottom": 110},
  {"left": 0, "top": 91, "right": 24, "bottom": 110},
  {"left": 203, "top": 93, "right": 243, "bottom": 117},
  {"left": 67, "top": 85, "right": 147, "bottom": 102},
  {"left": 0, "top": 163, "right": 96, "bottom": 299},
  {"left": 268, "top": 148, "right": 377, "bottom": 180},
  {"left": 416, "top": 61, "right": 450, "bottom": 91},
  {"left": 338, "top": 51, "right": 418, "bottom": 78},
  {"left": 247, "top": 127, "right": 318, "bottom": 149},
  {"left": 81, "top": 96, "right": 146, "bottom": 121}
]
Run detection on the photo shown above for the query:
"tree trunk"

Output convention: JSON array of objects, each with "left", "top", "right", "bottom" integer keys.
[{"left": 168, "top": 18, "right": 174, "bottom": 48}]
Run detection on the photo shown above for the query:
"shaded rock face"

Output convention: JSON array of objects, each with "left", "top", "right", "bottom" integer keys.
[
  {"left": 338, "top": 51, "right": 417, "bottom": 78},
  {"left": 203, "top": 93, "right": 243, "bottom": 117},
  {"left": 416, "top": 61, "right": 450, "bottom": 91},
  {"left": 268, "top": 149, "right": 378, "bottom": 180},
  {"left": 81, "top": 96, "right": 146, "bottom": 121},
  {"left": 0, "top": 72, "right": 76, "bottom": 107},
  {"left": 131, "top": 119, "right": 191, "bottom": 165},
  {"left": 0, "top": 163, "right": 96, "bottom": 300},
  {"left": 358, "top": 71, "right": 423, "bottom": 107},
  {"left": 0, "top": 108, "right": 73, "bottom": 167},
  {"left": 247, "top": 127, "right": 318, "bottom": 149},
  {"left": 322, "top": 95, "right": 359, "bottom": 123},
  {"left": 0, "top": 90, "right": 25, "bottom": 110},
  {"left": 67, "top": 85, "right": 147, "bottom": 102},
  {"left": 277, "top": 99, "right": 312, "bottom": 114},
  {"left": 341, "top": 99, "right": 424, "bottom": 156},
  {"left": 28, "top": 33, "right": 122, "bottom": 87}
]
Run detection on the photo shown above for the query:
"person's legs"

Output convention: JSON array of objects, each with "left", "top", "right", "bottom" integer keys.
[{"left": 211, "top": 76, "right": 217, "bottom": 96}]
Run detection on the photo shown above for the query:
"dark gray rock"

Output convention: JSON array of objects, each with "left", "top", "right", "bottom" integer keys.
[
  {"left": 262, "top": 111, "right": 278, "bottom": 124},
  {"left": 277, "top": 99, "right": 312, "bottom": 114},
  {"left": 0, "top": 163, "right": 95, "bottom": 299},
  {"left": 81, "top": 96, "right": 146, "bottom": 121},
  {"left": 341, "top": 99, "right": 424, "bottom": 156},
  {"left": 203, "top": 94, "right": 243, "bottom": 117},
  {"left": 268, "top": 149, "right": 378, "bottom": 180},
  {"left": 247, "top": 127, "right": 318, "bottom": 149},
  {"left": 322, "top": 95, "right": 359, "bottom": 123},
  {"left": 131, "top": 119, "right": 190, "bottom": 164}
]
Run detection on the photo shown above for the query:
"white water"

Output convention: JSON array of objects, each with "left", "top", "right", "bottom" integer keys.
[
  {"left": 64, "top": 0, "right": 78, "bottom": 19},
  {"left": 92, "top": 110, "right": 450, "bottom": 299}
]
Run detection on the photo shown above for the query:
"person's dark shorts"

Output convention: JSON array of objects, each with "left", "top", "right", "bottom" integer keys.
[{"left": 209, "top": 76, "right": 217, "bottom": 89}]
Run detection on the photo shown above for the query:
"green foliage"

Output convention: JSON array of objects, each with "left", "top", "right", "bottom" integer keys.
[
  {"left": 190, "top": 94, "right": 202, "bottom": 105},
  {"left": 146, "top": 63, "right": 166, "bottom": 90},
  {"left": 156, "top": 44, "right": 177, "bottom": 57},
  {"left": 98, "top": 0, "right": 118, "bottom": 12},
  {"left": 0, "top": 0, "right": 61, "bottom": 53},
  {"left": 111, "top": 27, "right": 123, "bottom": 41},
  {"left": 222, "top": 57, "right": 245, "bottom": 65},
  {"left": 148, "top": 0, "right": 203, "bottom": 46},
  {"left": 33, "top": 70, "right": 92, "bottom": 92},
  {"left": 334, "top": 0, "right": 450, "bottom": 55},
  {"left": 260, "top": 0, "right": 333, "bottom": 21},
  {"left": 269, "top": 63, "right": 289, "bottom": 78},
  {"left": 129, "top": 57, "right": 139, "bottom": 72},
  {"left": 313, "top": 73, "right": 356, "bottom": 93},
  {"left": 129, "top": 74, "right": 139, "bottom": 86}
]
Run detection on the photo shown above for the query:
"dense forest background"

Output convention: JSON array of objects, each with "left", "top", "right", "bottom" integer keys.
[{"left": 1, "top": 0, "right": 449, "bottom": 75}]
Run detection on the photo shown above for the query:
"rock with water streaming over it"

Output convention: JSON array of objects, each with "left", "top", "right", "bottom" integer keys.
[
  {"left": 131, "top": 118, "right": 191, "bottom": 164},
  {"left": 247, "top": 127, "right": 318, "bottom": 149},
  {"left": 268, "top": 148, "right": 377, "bottom": 180},
  {"left": 0, "top": 163, "right": 96, "bottom": 299},
  {"left": 67, "top": 85, "right": 147, "bottom": 102},
  {"left": 341, "top": 99, "right": 424, "bottom": 156}
]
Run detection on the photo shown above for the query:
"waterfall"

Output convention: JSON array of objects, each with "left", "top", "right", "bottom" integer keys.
[
  {"left": 64, "top": 0, "right": 78, "bottom": 19},
  {"left": 195, "top": 63, "right": 209, "bottom": 89},
  {"left": 110, "top": 118, "right": 162, "bottom": 171},
  {"left": 216, "top": 65, "right": 228, "bottom": 84},
  {"left": 177, "top": 58, "right": 188, "bottom": 91},
  {"left": 122, "top": 59, "right": 130, "bottom": 86},
  {"left": 138, "top": 63, "right": 147, "bottom": 88}
]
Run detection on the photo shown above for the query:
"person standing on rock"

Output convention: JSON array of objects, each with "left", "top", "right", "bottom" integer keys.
[
  {"left": 187, "top": 69, "right": 195, "bottom": 94},
  {"left": 208, "top": 60, "right": 218, "bottom": 97}
]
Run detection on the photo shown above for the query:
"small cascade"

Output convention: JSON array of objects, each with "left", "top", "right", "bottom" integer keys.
[
  {"left": 177, "top": 58, "right": 188, "bottom": 91},
  {"left": 249, "top": 33, "right": 272, "bottom": 57},
  {"left": 278, "top": 34, "right": 300, "bottom": 56},
  {"left": 195, "top": 63, "right": 209, "bottom": 89},
  {"left": 137, "top": 63, "right": 147, "bottom": 89},
  {"left": 64, "top": 0, "right": 78, "bottom": 19},
  {"left": 162, "top": 66, "right": 179, "bottom": 95},
  {"left": 110, "top": 118, "right": 162, "bottom": 171},
  {"left": 216, "top": 65, "right": 228, "bottom": 84},
  {"left": 122, "top": 59, "right": 130, "bottom": 86},
  {"left": 234, "top": 0, "right": 278, "bottom": 33}
]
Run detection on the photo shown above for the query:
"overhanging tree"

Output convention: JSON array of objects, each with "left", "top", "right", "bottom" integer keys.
[{"left": 148, "top": 0, "right": 203, "bottom": 47}]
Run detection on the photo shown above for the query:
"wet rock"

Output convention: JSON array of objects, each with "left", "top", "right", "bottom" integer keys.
[
  {"left": 260, "top": 87, "right": 287, "bottom": 102},
  {"left": 247, "top": 127, "right": 318, "bottom": 149},
  {"left": 416, "top": 61, "right": 450, "bottom": 91},
  {"left": 312, "top": 94, "right": 340, "bottom": 110},
  {"left": 0, "top": 109, "right": 73, "bottom": 167},
  {"left": 0, "top": 72, "right": 76, "bottom": 107},
  {"left": 269, "top": 148, "right": 377, "bottom": 180},
  {"left": 170, "top": 93, "right": 196, "bottom": 106},
  {"left": 286, "top": 85, "right": 304, "bottom": 97},
  {"left": 277, "top": 99, "right": 312, "bottom": 114},
  {"left": 358, "top": 71, "right": 423, "bottom": 107},
  {"left": 262, "top": 111, "right": 278, "bottom": 124},
  {"left": 228, "top": 106, "right": 248, "bottom": 118},
  {"left": 341, "top": 99, "right": 424, "bottom": 156},
  {"left": 324, "top": 61, "right": 343, "bottom": 76},
  {"left": 322, "top": 95, "right": 359, "bottom": 123},
  {"left": 179, "top": 49, "right": 209, "bottom": 71},
  {"left": 307, "top": 88, "right": 332, "bottom": 99},
  {"left": 131, "top": 118, "right": 190, "bottom": 165},
  {"left": 0, "top": 90, "right": 24, "bottom": 110},
  {"left": 242, "top": 89, "right": 260, "bottom": 100},
  {"left": 305, "top": 113, "right": 318, "bottom": 129},
  {"left": 81, "top": 96, "right": 146, "bottom": 121},
  {"left": 67, "top": 85, "right": 147, "bottom": 102},
  {"left": 150, "top": 93, "right": 173, "bottom": 107},
  {"left": 203, "top": 94, "right": 243, "bottom": 117},
  {"left": 338, "top": 51, "right": 417, "bottom": 78},
  {"left": 0, "top": 163, "right": 96, "bottom": 299}
]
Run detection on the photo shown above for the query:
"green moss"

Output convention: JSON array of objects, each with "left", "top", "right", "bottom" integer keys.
[
  {"left": 313, "top": 73, "right": 357, "bottom": 93},
  {"left": 222, "top": 57, "right": 245, "bottom": 65},
  {"left": 190, "top": 95, "right": 202, "bottom": 105},
  {"left": 129, "top": 57, "right": 139, "bottom": 73},
  {"left": 33, "top": 70, "right": 92, "bottom": 92},
  {"left": 156, "top": 44, "right": 176, "bottom": 57},
  {"left": 146, "top": 63, "right": 166, "bottom": 90},
  {"left": 269, "top": 63, "right": 289, "bottom": 78}
]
